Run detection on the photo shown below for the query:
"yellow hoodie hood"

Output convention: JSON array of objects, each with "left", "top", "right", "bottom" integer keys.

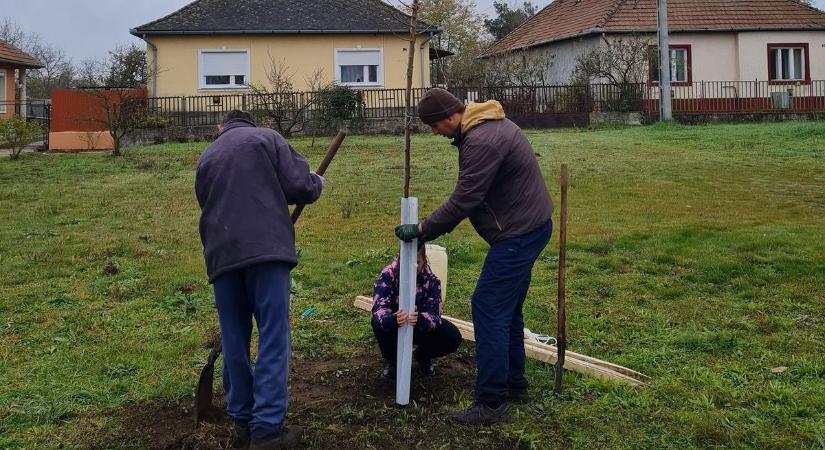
[{"left": 461, "top": 100, "right": 506, "bottom": 134}]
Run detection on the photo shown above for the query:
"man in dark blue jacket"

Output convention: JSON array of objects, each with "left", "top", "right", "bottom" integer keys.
[{"left": 196, "top": 110, "right": 323, "bottom": 449}]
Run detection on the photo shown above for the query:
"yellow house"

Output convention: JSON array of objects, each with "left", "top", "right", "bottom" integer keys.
[{"left": 130, "top": 0, "right": 441, "bottom": 97}]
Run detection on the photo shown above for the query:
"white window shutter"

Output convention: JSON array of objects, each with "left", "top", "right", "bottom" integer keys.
[
  {"left": 337, "top": 50, "right": 381, "bottom": 66},
  {"left": 202, "top": 52, "right": 249, "bottom": 76}
]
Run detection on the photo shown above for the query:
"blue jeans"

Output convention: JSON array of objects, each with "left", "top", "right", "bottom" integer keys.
[
  {"left": 213, "top": 261, "right": 291, "bottom": 441},
  {"left": 472, "top": 221, "right": 552, "bottom": 406}
]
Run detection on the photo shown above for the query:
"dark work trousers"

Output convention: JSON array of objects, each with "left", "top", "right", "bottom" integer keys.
[
  {"left": 213, "top": 261, "right": 291, "bottom": 441},
  {"left": 372, "top": 319, "right": 462, "bottom": 365},
  {"left": 473, "top": 220, "right": 552, "bottom": 407}
]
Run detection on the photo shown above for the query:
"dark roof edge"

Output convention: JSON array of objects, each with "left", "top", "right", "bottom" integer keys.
[
  {"left": 0, "top": 57, "right": 43, "bottom": 69},
  {"left": 132, "top": 0, "right": 204, "bottom": 31},
  {"left": 130, "top": 27, "right": 442, "bottom": 37},
  {"left": 483, "top": 25, "right": 825, "bottom": 56}
]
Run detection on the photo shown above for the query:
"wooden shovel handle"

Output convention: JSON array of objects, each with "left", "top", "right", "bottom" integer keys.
[{"left": 291, "top": 131, "right": 346, "bottom": 223}]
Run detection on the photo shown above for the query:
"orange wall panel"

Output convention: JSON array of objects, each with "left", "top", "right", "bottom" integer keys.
[
  {"left": 48, "top": 131, "right": 114, "bottom": 152},
  {"left": 50, "top": 89, "right": 146, "bottom": 132}
]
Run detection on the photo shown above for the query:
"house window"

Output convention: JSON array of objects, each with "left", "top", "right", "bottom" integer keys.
[
  {"left": 335, "top": 49, "right": 383, "bottom": 87},
  {"left": 768, "top": 44, "right": 809, "bottom": 83},
  {"left": 199, "top": 49, "right": 250, "bottom": 89},
  {"left": 649, "top": 45, "right": 692, "bottom": 85},
  {"left": 0, "top": 70, "right": 6, "bottom": 113}
]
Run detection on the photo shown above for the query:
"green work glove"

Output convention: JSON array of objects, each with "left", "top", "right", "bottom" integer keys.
[{"left": 394, "top": 224, "right": 420, "bottom": 242}]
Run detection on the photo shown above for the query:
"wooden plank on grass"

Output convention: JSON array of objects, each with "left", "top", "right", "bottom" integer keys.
[{"left": 354, "top": 296, "right": 646, "bottom": 387}]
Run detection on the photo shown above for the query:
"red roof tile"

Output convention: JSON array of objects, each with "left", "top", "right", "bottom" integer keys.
[
  {"left": 485, "top": 0, "right": 825, "bottom": 55},
  {"left": 0, "top": 41, "right": 42, "bottom": 68}
]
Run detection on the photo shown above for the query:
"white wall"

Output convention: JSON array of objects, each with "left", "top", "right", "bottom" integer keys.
[
  {"left": 658, "top": 31, "right": 825, "bottom": 81},
  {"left": 668, "top": 33, "right": 739, "bottom": 81},
  {"left": 511, "top": 36, "right": 600, "bottom": 84},
  {"left": 495, "top": 30, "right": 825, "bottom": 85},
  {"left": 737, "top": 31, "right": 825, "bottom": 80}
]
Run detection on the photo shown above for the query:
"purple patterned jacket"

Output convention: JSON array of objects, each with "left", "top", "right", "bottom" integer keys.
[{"left": 371, "top": 257, "right": 442, "bottom": 332}]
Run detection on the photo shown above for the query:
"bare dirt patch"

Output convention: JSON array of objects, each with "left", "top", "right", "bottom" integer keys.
[{"left": 77, "top": 348, "right": 526, "bottom": 449}]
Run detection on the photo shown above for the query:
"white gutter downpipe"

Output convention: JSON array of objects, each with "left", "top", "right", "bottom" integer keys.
[
  {"left": 419, "top": 31, "right": 437, "bottom": 89},
  {"left": 139, "top": 34, "right": 158, "bottom": 97}
]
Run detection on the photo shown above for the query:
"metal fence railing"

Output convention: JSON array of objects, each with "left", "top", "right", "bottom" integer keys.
[
  {"left": 0, "top": 99, "right": 50, "bottom": 119},
  {"left": 1, "top": 100, "right": 51, "bottom": 144},
  {"left": 645, "top": 80, "right": 825, "bottom": 114},
  {"left": 8, "top": 80, "right": 825, "bottom": 131},
  {"left": 43, "top": 81, "right": 825, "bottom": 132},
  {"left": 138, "top": 84, "right": 631, "bottom": 128}
]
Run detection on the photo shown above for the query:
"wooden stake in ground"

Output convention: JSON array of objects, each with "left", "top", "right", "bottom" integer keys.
[
  {"left": 555, "top": 163, "right": 569, "bottom": 395},
  {"left": 396, "top": 0, "right": 420, "bottom": 406}
]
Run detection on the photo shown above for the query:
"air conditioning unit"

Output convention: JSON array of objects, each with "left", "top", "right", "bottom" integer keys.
[{"left": 770, "top": 92, "right": 790, "bottom": 109}]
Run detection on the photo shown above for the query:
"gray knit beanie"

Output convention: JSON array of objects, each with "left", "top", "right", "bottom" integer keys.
[{"left": 417, "top": 88, "right": 465, "bottom": 125}]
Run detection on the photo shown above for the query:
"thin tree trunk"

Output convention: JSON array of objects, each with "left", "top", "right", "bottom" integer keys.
[{"left": 403, "top": 0, "right": 419, "bottom": 198}]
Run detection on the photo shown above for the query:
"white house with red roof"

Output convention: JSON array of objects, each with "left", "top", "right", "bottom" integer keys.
[{"left": 484, "top": 0, "right": 825, "bottom": 86}]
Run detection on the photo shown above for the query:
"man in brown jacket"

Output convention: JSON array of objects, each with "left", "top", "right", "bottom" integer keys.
[{"left": 395, "top": 88, "right": 553, "bottom": 424}]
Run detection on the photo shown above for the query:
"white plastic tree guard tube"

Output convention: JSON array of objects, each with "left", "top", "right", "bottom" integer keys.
[{"left": 396, "top": 197, "right": 418, "bottom": 405}]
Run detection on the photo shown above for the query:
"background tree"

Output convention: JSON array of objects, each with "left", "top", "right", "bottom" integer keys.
[
  {"left": 74, "top": 58, "right": 106, "bottom": 88},
  {"left": 419, "top": 0, "right": 489, "bottom": 86},
  {"left": 483, "top": 49, "right": 553, "bottom": 88},
  {"left": 572, "top": 35, "right": 652, "bottom": 111},
  {"left": 573, "top": 35, "right": 652, "bottom": 86},
  {"left": 26, "top": 43, "right": 74, "bottom": 97},
  {"left": 75, "top": 46, "right": 152, "bottom": 156},
  {"left": 83, "top": 88, "right": 146, "bottom": 156},
  {"left": 248, "top": 56, "right": 326, "bottom": 137},
  {"left": 475, "top": 49, "right": 554, "bottom": 113},
  {"left": 0, "top": 18, "right": 73, "bottom": 98},
  {"left": 0, "top": 18, "right": 33, "bottom": 50},
  {"left": 484, "top": 1, "right": 538, "bottom": 42},
  {"left": 104, "top": 44, "right": 148, "bottom": 87}
]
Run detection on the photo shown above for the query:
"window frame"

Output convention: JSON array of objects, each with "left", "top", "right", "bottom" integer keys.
[
  {"left": 648, "top": 44, "right": 692, "bottom": 86},
  {"left": 767, "top": 43, "right": 810, "bottom": 85},
  {"left": 198, "top": 49, "right": 251, "bottom": 90},
  {"left": 334, "top": 48, "right": 384, "bottom": 87}
]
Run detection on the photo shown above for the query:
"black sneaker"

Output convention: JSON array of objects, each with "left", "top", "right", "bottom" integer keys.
[
  {"left": 418, "top": 359, "right": 435, "bottom": 376},
  {"left": 413, "top": 349, "right": 434, "bottom": 376},
  {"left": 449, "top": 401, "right": 511, "bottom": 424},
  {"left": 508, "top": 386, "right": 530, "bottom": 403},
  {"left": 383, "top": 364, "right": 396, "bottom": 380},
  {"left": 230, "top": 421, "right": 251, "bottom": 449},
  {"left": 249, "top": 426, "right": 303, "bottom": 449}
]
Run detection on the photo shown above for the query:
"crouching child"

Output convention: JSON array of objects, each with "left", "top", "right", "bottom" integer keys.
[{"left": 371, "top": 246, "right": 462, "bottom": 379}]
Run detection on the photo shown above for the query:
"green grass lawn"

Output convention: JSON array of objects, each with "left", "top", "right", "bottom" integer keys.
[{"left": 1, "top": 121, "right": 824, "bottom": 449}]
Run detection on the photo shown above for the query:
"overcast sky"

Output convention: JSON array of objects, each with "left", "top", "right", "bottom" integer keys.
[{"left": 3, "top": 0, "right": 824, "bottom": 63}]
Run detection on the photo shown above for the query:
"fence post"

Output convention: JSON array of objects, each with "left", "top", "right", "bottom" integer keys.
[{"left": 180, "top": 96, "right": 187, "bottom": 127}]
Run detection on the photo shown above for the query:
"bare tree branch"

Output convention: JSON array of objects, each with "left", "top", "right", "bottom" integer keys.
[{"left": 248, "top": 56, "right": 327, "bottom": 137}]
